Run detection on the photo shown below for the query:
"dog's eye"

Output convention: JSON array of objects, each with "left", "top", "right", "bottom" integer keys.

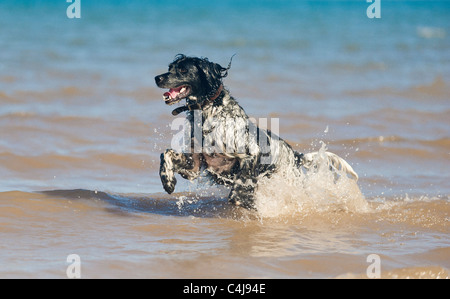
[{"left": 178, "top": 67, "right": 187, "bottom": 74}]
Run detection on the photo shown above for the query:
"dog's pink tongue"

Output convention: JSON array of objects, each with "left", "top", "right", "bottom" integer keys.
[{"left": 164, "top": 87, "right": 182, "bottom": 99}]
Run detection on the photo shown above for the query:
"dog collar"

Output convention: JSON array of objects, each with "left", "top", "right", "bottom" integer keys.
[{"left": 171, "top": 84, "right": 223, "bottom": 116}]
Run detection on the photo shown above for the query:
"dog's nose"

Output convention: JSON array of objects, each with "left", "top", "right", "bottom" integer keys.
[{"left": 155, "top": 75, "right": 164, "bottom": 85}]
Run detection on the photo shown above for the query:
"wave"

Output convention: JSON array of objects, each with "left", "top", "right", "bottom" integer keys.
[
  {"left": 39, "top": 189, "right": 247, "bottom": 219},
  {"left": 1, "top": 187, "right": 447, "bottom": 230}
]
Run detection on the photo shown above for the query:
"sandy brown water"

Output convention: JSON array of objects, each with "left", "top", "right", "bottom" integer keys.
[
  {"left": 1, "top": 73, "right": 449, "bottom": 279},
  {"left": 0, "top": 189, "right": 448, "bottom": 278}
]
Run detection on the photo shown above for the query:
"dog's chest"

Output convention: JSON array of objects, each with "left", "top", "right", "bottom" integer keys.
[{"left": 202, "top": 153, "right": 236, "bottom": 174}]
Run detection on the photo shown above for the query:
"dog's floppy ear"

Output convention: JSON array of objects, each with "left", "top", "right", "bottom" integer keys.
[
  {"left": 195, "top": 59, "right": 222, "bottom": 98},
  {"left": 196, "top": 56, "right": 234, "bottom": 99},
  {"left": 209, "top": 54, "right": 235, "bottom": 79}
]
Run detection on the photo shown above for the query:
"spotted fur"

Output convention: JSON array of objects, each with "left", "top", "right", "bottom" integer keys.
[{"left": 155, "top": 55, "right": 358, "bottom": 209}]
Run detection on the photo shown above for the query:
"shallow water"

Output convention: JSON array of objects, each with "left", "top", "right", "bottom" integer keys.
[
  {"left": 0, "top": 0, "right": 449, "bottom": 278},
  {"left": 1, "top": 189, "right": 448, "bottom": 278}
]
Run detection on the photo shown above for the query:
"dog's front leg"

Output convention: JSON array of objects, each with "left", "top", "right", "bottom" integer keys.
[
  {"left": 160, "top": 149, "right": 177, "bottom": 194},
  {"left": 159, "top": 149, "right": 201, "bottom": 194}
]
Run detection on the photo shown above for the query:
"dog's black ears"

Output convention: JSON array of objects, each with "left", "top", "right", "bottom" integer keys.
[
  {"left": 198, "top": 56, "right": 233, "bottom": 80},
  {"left": 172, "top": 53, "right": 235, "bottom": 79},
  {"left": 213, "top": 53, "right": 236, "bottom": 78},
  {"left": 195, "top": 60, "right": 223, "bottom": 98},
  {"left": 211, "top": 61, "right": 229, "bottom": 80}
]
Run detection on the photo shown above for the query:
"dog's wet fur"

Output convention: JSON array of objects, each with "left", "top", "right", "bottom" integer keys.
[{"left": 155, "top": 54, "right": 358, "bottom": 209}]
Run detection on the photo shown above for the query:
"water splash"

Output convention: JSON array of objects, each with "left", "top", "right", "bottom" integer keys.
[{"left": 254, "top": 141, "right": 368, "bottom": 218}]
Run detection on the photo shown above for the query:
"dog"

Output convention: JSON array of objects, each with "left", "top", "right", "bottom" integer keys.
[{"left": 155, "top": 54, "right": 358, "bottom": 209}]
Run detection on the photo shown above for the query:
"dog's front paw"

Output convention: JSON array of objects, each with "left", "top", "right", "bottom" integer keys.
[
  {"left": 160, "top": 151, "right": 177, "bottom": 194},
  {"left": 161, "top": 172, "right": 177, "bottom": 194}
]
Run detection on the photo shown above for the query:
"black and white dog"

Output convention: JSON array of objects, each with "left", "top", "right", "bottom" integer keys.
[{"left": 155, "top": 54, "right": 358, "bottom": 209}]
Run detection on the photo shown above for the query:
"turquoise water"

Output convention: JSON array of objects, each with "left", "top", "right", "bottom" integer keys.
[{"left": 1, "top": 0, "right": 449, "bottom": 95}]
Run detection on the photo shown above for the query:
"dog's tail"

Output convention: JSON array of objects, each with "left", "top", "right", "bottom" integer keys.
[{"left": 298, "top": 151, "right": 359, "bottom": 181}]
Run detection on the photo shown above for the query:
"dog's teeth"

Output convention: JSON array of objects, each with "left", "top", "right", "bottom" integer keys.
[{"left": 180, "top": 87, "right": 186, "bottom": 93}]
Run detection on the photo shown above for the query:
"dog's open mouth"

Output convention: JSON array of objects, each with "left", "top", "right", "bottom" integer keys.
[{"left": 163, "top": 85, "right": 190, "bottom": 105}]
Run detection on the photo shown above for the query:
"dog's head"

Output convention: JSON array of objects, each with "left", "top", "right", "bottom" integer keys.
[{"left": 155, "top": 54, "right": 231, "bottom": 106}]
